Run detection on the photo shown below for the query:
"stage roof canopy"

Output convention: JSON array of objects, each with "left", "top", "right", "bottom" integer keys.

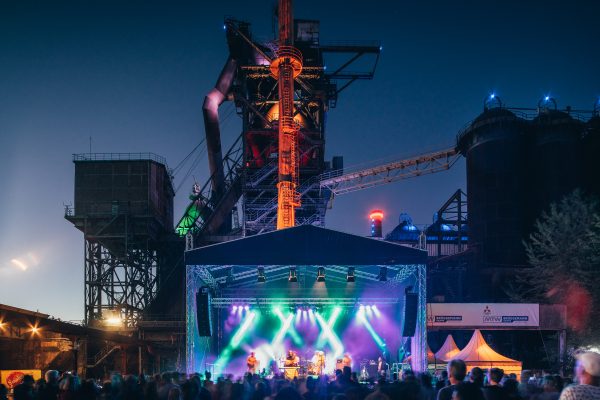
[{"left": 186, "top": 225, "right": 427, "bottom": 266}]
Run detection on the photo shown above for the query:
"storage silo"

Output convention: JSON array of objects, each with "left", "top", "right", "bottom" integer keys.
[
  {"left": 583, "top": 113, "right": 600, "bottom": 198},
  {"left": 457, "top": 103, "right": 529, "bottom": 273},
  {"left": 529, "top": 100, "right": 585, "bottom": 224}
]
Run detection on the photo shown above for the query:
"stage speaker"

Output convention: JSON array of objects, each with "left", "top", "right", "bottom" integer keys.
[
  {"left": 196, "top": 287, "right": 212, "bottom": 337},
  {"left": 402, "top": 292, "right": 418, "bottom": 337}
]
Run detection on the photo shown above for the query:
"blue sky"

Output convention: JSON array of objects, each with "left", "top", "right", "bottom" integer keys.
[{"left": 1, "top": 0, "right": 598, "bottom": 320}]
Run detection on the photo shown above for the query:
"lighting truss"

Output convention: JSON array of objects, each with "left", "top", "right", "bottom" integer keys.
[{"left": 209, "top": 297, "right": 401, "bottom": 308}]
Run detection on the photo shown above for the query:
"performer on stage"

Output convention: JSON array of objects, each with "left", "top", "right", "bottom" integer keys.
[
  {"left": 283, "top": 350, "right": 300, "bottom": 380},
  {"left": 341, "top": 353, "right": 352, "bottom": 370},
  {"left": 312, "top": 350, "right": 326, "bottom": 375},
  {"left": 247, "top": 352, "right": 259, "bottom": 374},
  {"left": 377, "top": 356, "right": 388, "bottom": 377},
  {"left": 284, "top": 350, "right": 300, "bottom": 366}
]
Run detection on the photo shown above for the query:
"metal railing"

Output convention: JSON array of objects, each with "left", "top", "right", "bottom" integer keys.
[{"left": 73, "top": 152, "right": 168, "bottom": 165}]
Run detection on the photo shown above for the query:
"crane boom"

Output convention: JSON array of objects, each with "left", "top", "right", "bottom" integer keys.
[{"left": 319, "top": 147, "right": 460, "bottom": 196}]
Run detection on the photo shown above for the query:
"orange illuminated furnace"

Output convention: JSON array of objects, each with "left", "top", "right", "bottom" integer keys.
[{"left": 272, "top": 0, "right": 303, "bottom": 229}]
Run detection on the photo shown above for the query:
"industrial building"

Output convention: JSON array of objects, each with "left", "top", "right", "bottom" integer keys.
[{"left": 2, "top": 0, "right": 594, "bottom": 375}]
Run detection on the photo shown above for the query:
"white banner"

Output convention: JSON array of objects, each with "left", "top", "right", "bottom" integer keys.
[{"left": 427, "top": 303, "right": 539, "bottom": 328}]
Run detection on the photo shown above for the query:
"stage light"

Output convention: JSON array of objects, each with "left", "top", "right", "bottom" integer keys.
[
  {"left": 257, "top": 267, "right": 266, "bottom": 283},
  {"left": 372, "top": 305, "right": 381, "bottom": 317},
  {"left": 316, "top": 267, "right": 325, "bottom": 282},
  {"left": 359, "top": 304, "right": 365, "bottom": 311},
  {"left": 490, "top": 93, "right": 495, "bottom": 99},
  {"left": 545, "top": 96, "right": 550, "bottom": 101},
  {"left": 377, "top": 266, "right": 388, "bottom": 281},
  {"left": 232, "top": 305, "right": 238, "bottom": 313},
  {"left": 244, "top": 305, "right": 250, "bottom": 312},
  {"left": 346, "top": 267, "right": 355, "bottom": 282},
  {"left": 288, "top": 267, "right": 298, "bottom": 282}
]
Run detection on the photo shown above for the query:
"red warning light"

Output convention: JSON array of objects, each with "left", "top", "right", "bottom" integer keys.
[{"left": 369, "top": 210, "right": 384, "bottom": 221}]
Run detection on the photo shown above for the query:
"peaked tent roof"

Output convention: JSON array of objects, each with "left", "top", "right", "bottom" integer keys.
[
  {"left": 435, "top": 334, "right": 461, "bottom": 362},
  {"left": 450, "top": 330, "right": 519, "bottom": 364},
  {"left": 186, "top": 225, "right": 427, "bottom": 266}
]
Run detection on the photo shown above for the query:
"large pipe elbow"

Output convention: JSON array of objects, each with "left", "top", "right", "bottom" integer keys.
[{"left": 203, "top": 56, "right": 237, "bottom": 198}]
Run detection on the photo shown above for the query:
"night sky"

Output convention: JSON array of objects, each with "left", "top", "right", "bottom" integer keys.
[{"left": 1, "top": 0, "right": 599, "bottom": 321}]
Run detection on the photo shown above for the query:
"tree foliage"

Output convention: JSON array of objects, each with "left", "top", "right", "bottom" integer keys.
[{"left": 512, "top": 189, "right": 600, "bottom": 344}]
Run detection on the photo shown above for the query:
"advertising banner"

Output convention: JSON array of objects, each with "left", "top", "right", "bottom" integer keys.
[
  {"left": 0, "top": 370, "right": 43, "bottom": 389},
  {"left": 427, "top": 303, "right": 539, "bottom": 328}
]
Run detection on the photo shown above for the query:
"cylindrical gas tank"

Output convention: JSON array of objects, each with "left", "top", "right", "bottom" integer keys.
[
  {"left": 529, "top": 110, "right": 584, "bottom": 223},
  {"left": 583, "top": 116, "right": 600, "bottom": 198},
  {"left": 457, "top": 108, "right": 528, "bottom": 270}
]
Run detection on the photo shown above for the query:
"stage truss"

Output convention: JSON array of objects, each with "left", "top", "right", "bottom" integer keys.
[{"left": 186, "top": 263, "right": 427, "bottom": 374}]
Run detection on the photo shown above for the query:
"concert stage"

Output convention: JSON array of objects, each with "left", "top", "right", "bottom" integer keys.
[{"left": 185, "top": 225, "right": 428, "bottom": 377}]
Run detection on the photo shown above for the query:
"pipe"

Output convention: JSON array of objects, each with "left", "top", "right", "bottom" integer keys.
[{"left": 203, "top": 56, "right": 237, "bottom": 197}]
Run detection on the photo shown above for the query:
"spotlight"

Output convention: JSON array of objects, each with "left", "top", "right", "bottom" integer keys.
[
  {"left": 346, "top": 267, "right": 355, "bottom": 282},
  {"left": 288, "top": 267, "right": 298, "bottom": 282},
  {"left": 244, "top": 305, "right": 250, "bottom": 312},
  {"left": 359, "top": 305, "right": 365, "bottom": 311},
  {"left": 232, "top": 305, "right": 238, "bottom": 312},
  {"left": 377, "top": 266, "right": 387, "bottom": 282},
  {"left": 257, "top": 267, "right": 266, "bottom": 283},
  {"left": 316, "top": 267, "right": 325, "bottom": 282},
  {"left": 545, "top": 96, "right": 550, "bottom": 101}
]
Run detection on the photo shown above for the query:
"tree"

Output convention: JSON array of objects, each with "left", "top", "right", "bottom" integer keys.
[{"left": 512, "top": 189, "right": 600, "bottom": 345}]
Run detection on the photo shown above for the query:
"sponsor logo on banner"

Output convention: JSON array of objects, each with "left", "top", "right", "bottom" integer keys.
[
  {"left": 481, "top": 305, "right": 530, "bottom": 324},
  {"left": 427, "top": 303, "right": 539, "bottom": 328}
]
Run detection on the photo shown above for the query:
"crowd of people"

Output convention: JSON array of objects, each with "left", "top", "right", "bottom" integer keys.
[{"left": 2, "top": 352, "right": 599, "bottom": 400}]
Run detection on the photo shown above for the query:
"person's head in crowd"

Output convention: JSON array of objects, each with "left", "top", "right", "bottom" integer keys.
[
  {"left": 469, "top": 367, "right": 484, "bottom": 388},
  {"left": 452, "top": 382, "right": 485, "bottom": 400},
  {"left": 502, "top": 379, "right": 519, "bottom": 398},
  {"left": 167, "top": 386, "right": 181, "bottom": 400},
  {"left": 542, "top": 375, "right": 560, "bottom": 392},
  {"left": 441, "top": 370, "right": 449, "bottom": 381},
  {"left": 419, "top": 373, "right": 432, "bottom": 388},
  {"left": 520, "top": 370, "right": 533, "bottom": 384},
  {"left": 274, "top": 386, "right": 302, "bottom": 400},
  {"left": 447, "top": 359, "right": 467, "bottom": 384},
  {"left": 45, "top": 370, "right": 59, "bottom": 385},
  {"left": 574, "top": 351, "right": 600, "bottom": 386},
  {"left": 487, "top": 368, "right": 504, "bottom": 386}
]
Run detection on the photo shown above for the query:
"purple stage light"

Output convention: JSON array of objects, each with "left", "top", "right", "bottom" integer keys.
[{"left": 244, "top": 305, "right": 250, "bottom": 312}]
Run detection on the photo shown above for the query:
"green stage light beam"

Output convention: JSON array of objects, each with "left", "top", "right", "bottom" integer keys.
[
  {"left": 231, "top": 311, "right": 257, "bottom": 347},
  {"left": 274, "top": 307, "right": 303, "bottom": 346},
  {"left": 272, "top": 310, "right": 294, "bottom": 347},
  {"left": 358, "top": 309, "right": 385, "bottom": 348},
  {"left": 214, "top": 310, "right": 258, "bottom": 375},
  {"left": 315, "top": 306, "right": 341, "bottom": 348},
  {"left": 315, "top": 312, "right": 344, "bottom": 357}
]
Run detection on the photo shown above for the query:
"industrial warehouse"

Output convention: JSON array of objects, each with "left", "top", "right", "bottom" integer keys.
[{"left": 1, "top": 1, "right": 600, "bottom": 400}]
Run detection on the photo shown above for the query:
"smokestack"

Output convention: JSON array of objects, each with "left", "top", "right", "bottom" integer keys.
[{"left": 369, "top": 210, "right": 383, "bottom": 238}]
